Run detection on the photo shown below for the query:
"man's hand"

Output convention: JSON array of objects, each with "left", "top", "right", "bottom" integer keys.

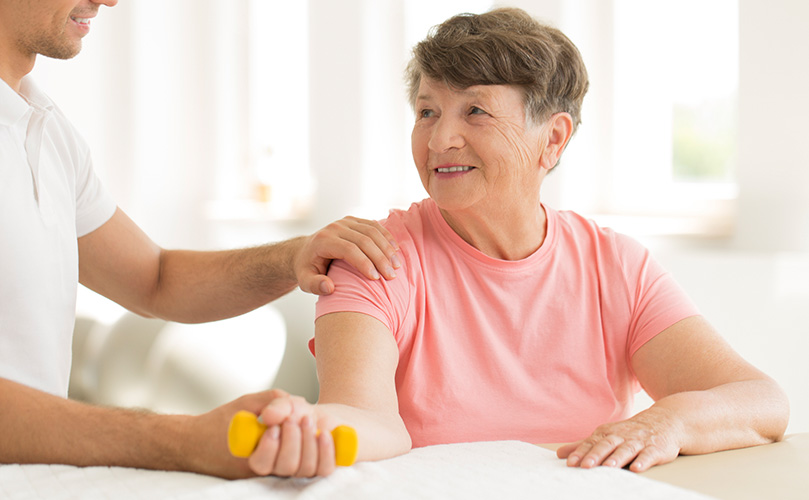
[{"left": 296, "top": 216, "right": 400, "bottom": 295}]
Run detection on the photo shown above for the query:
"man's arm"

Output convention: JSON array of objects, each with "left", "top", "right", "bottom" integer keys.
[
  {"left": 245, "top": 312, "right": 412, "bottom": 477},
  {"left": 557, "top": 315, "right": 789, "bottom": 472},
  {"left": 0, "top": 376, "right": 288, "bottom": 478},
  {"left": 78, "top": 209, "right": 399, "bottom": 323}
]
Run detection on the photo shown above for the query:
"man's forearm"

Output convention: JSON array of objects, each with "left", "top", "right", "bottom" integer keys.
[
  {"left": 0, "top": 378, "right": 288, "bottom": 478},
  {"left": 144, "top": 238, "right": 304, "bottom": 323},
  {"left": 0, "top": 378, "right": 190, "bottom": 470}
]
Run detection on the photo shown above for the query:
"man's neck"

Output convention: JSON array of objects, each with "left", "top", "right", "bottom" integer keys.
[{"left": 0, "top": 44, "right": 37, "bottom": 93}]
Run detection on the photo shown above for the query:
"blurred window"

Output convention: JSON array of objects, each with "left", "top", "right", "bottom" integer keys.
[
  {"left": 245, "top": 0, "right": 313, "bottom": 219},
  {"left": 610, "top": 0, "right": 739, "bottom": 217}
]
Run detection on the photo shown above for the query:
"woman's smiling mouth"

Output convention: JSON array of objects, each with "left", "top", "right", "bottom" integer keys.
[{"left": 435, "top": 165, "right": 475, "bottom": 174}]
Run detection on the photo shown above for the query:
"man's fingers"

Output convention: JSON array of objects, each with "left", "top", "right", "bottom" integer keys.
[{"left": 342, "top": 217, "right": 399, "bottom": 255}]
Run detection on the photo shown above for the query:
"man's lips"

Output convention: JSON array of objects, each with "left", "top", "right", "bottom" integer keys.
[{"left": 70, "top": 11, "right": 97, "bottom": 25}]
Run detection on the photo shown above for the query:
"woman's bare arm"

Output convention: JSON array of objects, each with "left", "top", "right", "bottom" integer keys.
[
  {"left": 246, "top": 312, "right": 411, "bottom": 477},
  {"left": 557, "top": 315, "right": 789, "bottom": 471}
]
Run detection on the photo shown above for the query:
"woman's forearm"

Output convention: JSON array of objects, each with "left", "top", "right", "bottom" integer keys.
[
  {"left": 315, "top": 403, "right": 412, "bottom": 462},
  {"left": 557, "top": 377, "right": 789, "bottom": 472},
  {"left": 652, "top": 378, "right": 789, "bottom": 455}
]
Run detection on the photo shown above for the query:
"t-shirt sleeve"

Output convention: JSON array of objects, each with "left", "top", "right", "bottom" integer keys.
[
  {"left": 315, "top": 259, "right": 401, "bottom": 332},
  {"left": 616, "top": 233, "right": 701, "bottom": 357},
  {"left": 73, "top": 130, "right": 116, "bottom": 237},
  {"left": 312, "top": 239, "right": 411, "bottom": 355}
]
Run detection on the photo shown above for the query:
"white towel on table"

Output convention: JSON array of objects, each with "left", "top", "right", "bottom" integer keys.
[{"left": 0, "top": 440, "right": 713, "bottom": 500}]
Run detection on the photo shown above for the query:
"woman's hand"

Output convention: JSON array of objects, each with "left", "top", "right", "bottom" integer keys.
[
  {"left": 556, "top": 408, "right": 683, "bottom": 473},
  {"left": 295, "top": 216, "right": 400, "bottom": 295},
  {"left": 180, "top": 389, "right": 292, "bottom": 479},
  {"left": 247, "top": 394, "right": 338, "bottom": 477}
]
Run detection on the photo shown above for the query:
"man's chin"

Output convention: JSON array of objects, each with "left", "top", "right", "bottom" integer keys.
[{"left": 39, "top": 40, "right": 82, "bottom": 60}]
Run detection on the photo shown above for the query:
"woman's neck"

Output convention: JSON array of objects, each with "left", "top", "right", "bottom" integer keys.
[{"left": 438, "top": 198, "right": 547, "bottom": 261}]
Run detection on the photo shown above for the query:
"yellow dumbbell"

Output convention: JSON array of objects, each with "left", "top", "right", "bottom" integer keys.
[{"left": 227, "top": 410, "right": 359, "bottom": 467}]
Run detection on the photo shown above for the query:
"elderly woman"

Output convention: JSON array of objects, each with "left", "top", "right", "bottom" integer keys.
[{"left": 244, "top": 7, "right": 789, "bottom": 478}]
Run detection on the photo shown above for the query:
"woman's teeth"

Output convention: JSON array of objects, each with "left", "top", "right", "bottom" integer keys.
[{"left": 437, "top": 166, "right": 473, "bottom": 173}]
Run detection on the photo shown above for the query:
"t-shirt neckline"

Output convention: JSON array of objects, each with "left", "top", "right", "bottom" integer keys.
[{"left": 422, "top": 198, "right": 557, "bottom": 272}]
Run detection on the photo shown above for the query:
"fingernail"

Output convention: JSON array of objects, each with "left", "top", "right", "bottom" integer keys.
[
  {"left": 583, "top": 458, "right": 595, "bottom": 468},
  {"left": 389, "top": 240, "right": 399, "bottom": 250},
  {"left": 391, "top": 254, "right": 402, "bottom": 269},
  {"left": 319, "top": 281, "right": 331, "bottom": 294},
  {"left": 370, "top": 268, "right": 380, "bottom": 280},
  {"left": 386, "top": 266, "right": 396, "bottom": 278},
  {"left": 568, "top": 455, "right": 581, "bottom": 466},
  {"left": 269, "top": 425, "right": 280, "bottom": 439}
]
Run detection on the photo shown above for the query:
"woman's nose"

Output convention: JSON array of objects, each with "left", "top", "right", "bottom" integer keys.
[{"left": 428, "top": 117, "right": 465, "bottom": 153}]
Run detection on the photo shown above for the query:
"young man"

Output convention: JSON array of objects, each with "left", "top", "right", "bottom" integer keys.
[{"left": 0, "top": 0, "right": 399, "bottom": 478}]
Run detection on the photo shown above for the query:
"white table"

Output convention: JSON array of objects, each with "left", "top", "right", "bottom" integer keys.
[{"left": 641, "top": 433, "right": 809, "bottom": 500}]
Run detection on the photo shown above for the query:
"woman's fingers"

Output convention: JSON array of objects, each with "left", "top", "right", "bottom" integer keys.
[
  {"left": 578, "top": 434, "right": 625, "bottom": 468},
  {"left": 247, "top": 424, "right": 281, "bottom": 476},
  {"left": 296, "top": 416, "right": 319, "bottom": 478},
  {"left": 249, "top": 396, "right": 337, "bottom": 477},
  {"left": 273, "top": 420, "right": 304, "bottom": 477},
  {"left": 558, "top": 415, "right": 680, "bottom": 472},
  {"left": 315, "top": 425, "right": 337, "bottom": 477}
]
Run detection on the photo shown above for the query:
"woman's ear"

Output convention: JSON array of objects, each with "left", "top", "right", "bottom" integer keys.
[{"left": 539, "top": 112, "right": 574, "bottom": 171}]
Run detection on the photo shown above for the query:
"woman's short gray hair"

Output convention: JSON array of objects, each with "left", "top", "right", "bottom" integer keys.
[{"left": 405, "top": 7, "right": 589, "bottom": 131}]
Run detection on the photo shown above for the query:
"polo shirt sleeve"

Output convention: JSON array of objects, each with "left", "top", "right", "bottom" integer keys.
[{"left": 71, "top": 124, "right": 116, "bottom": 237}]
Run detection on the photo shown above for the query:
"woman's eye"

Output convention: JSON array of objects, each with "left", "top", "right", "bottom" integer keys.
[
  {"left": 469, "top": 106, "right": 487, "bottom": 115},
  {"left": 419, "top": 109, "right": 435, "bottom": 119}
]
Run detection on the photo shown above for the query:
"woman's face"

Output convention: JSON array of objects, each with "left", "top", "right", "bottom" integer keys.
[{"left": 411, "top": 77, "right": 546, "bottom": 215}]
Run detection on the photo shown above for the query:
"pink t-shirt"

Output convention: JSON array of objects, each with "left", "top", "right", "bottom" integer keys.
[{"left": 315, "top": 199, "right": 699, "bottom": 447}]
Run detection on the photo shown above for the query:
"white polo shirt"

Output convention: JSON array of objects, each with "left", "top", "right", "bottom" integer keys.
[{"left": 0, "top": 76, "right": 116, "bottom": 397}]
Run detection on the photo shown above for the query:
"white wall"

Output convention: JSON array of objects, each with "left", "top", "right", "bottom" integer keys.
[{"left": 735, "top": 0, "right": 809, "bottom": 252}]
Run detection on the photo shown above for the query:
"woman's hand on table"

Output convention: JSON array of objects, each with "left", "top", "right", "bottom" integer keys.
[{"left": 556, "top": 408, "right": 682, "bottom": 473}]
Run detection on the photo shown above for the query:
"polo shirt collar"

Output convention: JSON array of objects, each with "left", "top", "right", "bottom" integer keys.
[{"left": 0, "top": 75, "right": 54, "bottom": 127}]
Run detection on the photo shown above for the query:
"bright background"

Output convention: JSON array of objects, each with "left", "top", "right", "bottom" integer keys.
[{"left": 34, "top": 0, "right": 809, "bottom": 434}]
